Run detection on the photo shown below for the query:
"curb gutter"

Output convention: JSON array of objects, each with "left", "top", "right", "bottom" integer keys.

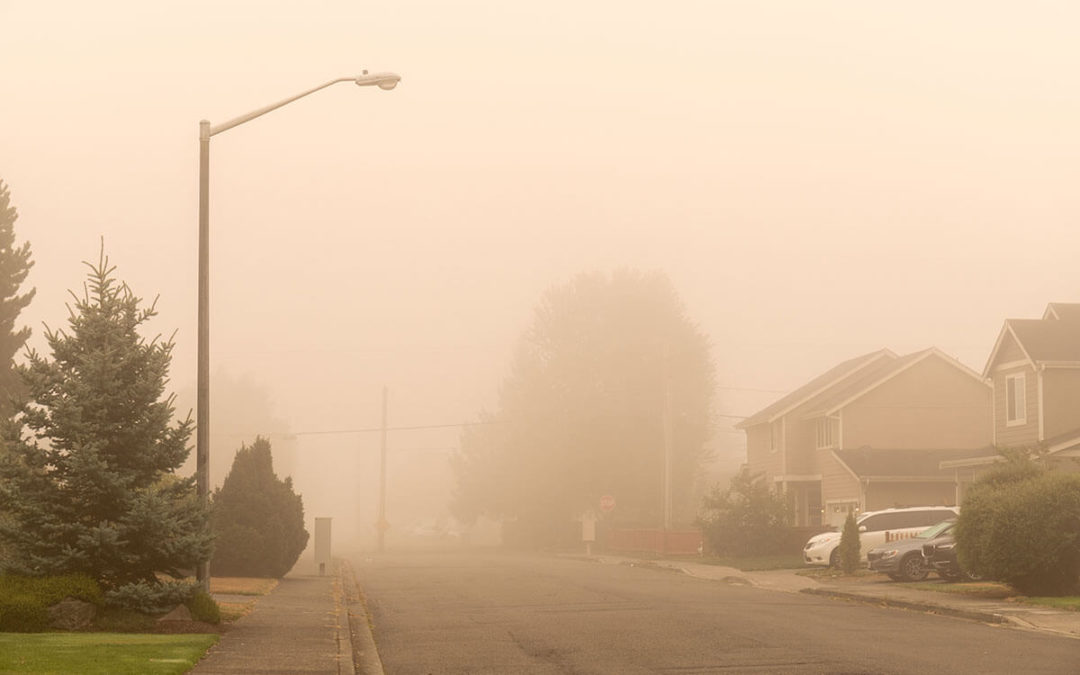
[
  {"left": 339, "top": 559, "right": 386, "bottom": 675},
  {"left": 800, "top": 587, "right": 1008, "bottom": 625}
]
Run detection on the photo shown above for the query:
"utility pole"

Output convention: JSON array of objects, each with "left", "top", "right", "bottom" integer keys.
[
  {"left": 376, "top": 386, "right": 389, "bottom": 552},
  {"left": 661, "top": 343, "right": 674, "bottom": 554}
]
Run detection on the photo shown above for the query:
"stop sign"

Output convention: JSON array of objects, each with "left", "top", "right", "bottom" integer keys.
[{"left": 599, "top": 495, "right": 616, "bottom": 513}]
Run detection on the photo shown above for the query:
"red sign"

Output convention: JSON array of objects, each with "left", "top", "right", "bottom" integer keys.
[{"left": 599, "top": 495, "right": 616, "bottom": 513}]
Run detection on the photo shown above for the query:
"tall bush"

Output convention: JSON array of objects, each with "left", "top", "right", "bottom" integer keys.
[
  {"left": 211, "top": 437, "right": 309, "bottom": 578},
  {"left": 957, "top": 465, "right": 1080, "bottom": 596},
  {"left": 697, "top": 469, "right": 790, "bottom": 556}
]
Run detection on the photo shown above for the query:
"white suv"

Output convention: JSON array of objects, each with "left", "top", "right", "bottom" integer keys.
[{"left": 803, "top": 506, "right": 959, "bottom": 567}]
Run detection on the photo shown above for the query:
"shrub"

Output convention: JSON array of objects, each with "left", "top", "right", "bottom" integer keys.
[
  {"left": 0, "top": 574, "right": 102, "bottom": 607},
  {"left": 697, "top": 469, "right": 791, "bottom": 557},
  {"left": 837, "top": 512, "right": 860, "bottom": 574},
  {"left": 211, "top": 437, "right": 309, "bottom": 578},
  {"left": 103, "top": 579, "right": 197, "bottom": 614},
  {"left": 0, "top": 573, "right": 103, "bottom": 632},
  {"left": 0, "top": 593, "right": 48, "bottom": 632},
  {"left": 957, "top": 460, "right": 1080, "bottom": 596},
  {"left": 186, "top": 589, "right": 221, "bottom": 624}
]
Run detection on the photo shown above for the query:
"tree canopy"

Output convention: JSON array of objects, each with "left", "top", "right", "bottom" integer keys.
[
  {"left": 211, "top": 436, "right": 309, "bottom": 578},
  {"left": 451, "top": 270, "right": 715, "bottom": 542},
  {"left": 0, "top": 180, "right": 35, "bottom": 417},
  {"left": 0, "top": 250, "right": 211, "bottom": 588}
]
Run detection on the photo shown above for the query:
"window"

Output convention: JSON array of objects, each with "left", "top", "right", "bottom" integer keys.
[
  {"left": 815, "top": 418, "right": 834, "bottom": 449},
  {"left": 1005, "top": 373, "right": 1026, "bottom": 426},
  {"left": 770, "top": 420, "right": 782, "bottom": 453}
]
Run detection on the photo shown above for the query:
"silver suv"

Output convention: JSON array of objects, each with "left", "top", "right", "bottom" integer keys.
[{"left": 803, "top": 506, "right": 960, "bottom": 567}]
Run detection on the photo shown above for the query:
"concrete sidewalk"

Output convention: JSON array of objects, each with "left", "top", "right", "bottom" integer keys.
[
  {"left": 587, "top": 554, "right": 1080, "bottom": 640},
  {"left": 191, "top": 563, "right": 366, "bottom": 674}
]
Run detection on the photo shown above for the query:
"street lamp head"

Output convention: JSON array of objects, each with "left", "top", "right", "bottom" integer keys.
[{"left": 355, "top": 70, "right": 401, "bottom": 90}]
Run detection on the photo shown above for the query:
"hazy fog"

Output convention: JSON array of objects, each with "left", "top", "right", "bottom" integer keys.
[{"left": 3, "top": 1, "right": 1078, "bottom": 546}]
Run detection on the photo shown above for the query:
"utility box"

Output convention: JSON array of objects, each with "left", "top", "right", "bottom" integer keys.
[{"left": 314, "top": 517, "right": 332, "bottom": 576}]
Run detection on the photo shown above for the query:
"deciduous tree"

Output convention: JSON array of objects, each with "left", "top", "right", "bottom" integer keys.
[{"left": 451, "top": 270, "right": 715, "bottom": 544}]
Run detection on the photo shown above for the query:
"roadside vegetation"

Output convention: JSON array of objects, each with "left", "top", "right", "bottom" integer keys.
[
  {"left": 956, "top": 450, "right": 1080, "bottom": 596},
  {"left": 211, "top": 437, "right": 309, "bottom": 578}
]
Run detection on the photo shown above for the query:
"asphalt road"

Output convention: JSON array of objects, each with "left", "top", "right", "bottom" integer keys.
[{"left": 355, "top": 550, "right": 1080, "bottom": 675}]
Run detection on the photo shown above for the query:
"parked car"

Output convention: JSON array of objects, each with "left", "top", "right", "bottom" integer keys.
[
  {"left": 923, "top": 529, "right": 983, "bottom": 582},
  {"left": 803, "top": 506, "right": 959, "bottom": 567},
  {"left": 866, "top": 519, "right": 956, "bottom": 582}
]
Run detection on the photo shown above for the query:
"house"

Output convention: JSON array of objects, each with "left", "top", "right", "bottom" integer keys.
[
  {"left": 738, "top": 348, "right": 992, "bottom": 528},
  {"left": 941, "top": 303, "right": 1080, "bottom": 489}
]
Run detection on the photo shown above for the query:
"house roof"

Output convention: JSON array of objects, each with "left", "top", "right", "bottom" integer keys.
[
  {"left": 735, "top": 348, "right": 895, "bottom": 429},
  {"left": 834, "top": 447, "right": 993, "bottom": 479},
  {"left": 804, "top": 348, "right": 988, "bottom": 418},
  {"left": 1043, "top": 303, "right": 1080, "bottom": 321},
  {"left": 983, "top": 303, "right": 1080, "bottom": 376}
]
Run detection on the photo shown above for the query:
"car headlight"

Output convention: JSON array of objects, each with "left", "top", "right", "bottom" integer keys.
[
  {"left": 879, "top": 549, "right": 899, "bottom": 559},
  {"left": 937, "top": 542, "right": 956, "bottom": 551}
]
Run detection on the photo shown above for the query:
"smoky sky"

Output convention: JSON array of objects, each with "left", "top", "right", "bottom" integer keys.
[{"left": 2, "top": 1, "right": 1078, "bottom": 537}]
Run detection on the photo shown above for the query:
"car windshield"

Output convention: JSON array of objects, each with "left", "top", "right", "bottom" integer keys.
[{"left": 915, "top": 520, "right": 955, "bottom": 539}]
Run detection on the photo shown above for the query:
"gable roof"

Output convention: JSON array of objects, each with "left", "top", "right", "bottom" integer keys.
[
  {"left": 983, "top": 304, "right": 1080, "bottom": 376},
  {"left": 1043, "top": 303, "right": 1080, "bottom": 321},
  {"left": 735, "top": 348, "right": 895, "bottom": 429},
  {"left": 805, "top": 347, "right": 988, "bottom": 418}
]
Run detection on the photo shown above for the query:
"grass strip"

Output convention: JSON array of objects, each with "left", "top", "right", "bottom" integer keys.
[{"left": 0, "top": 633, "right": 218, "bottom": 674}]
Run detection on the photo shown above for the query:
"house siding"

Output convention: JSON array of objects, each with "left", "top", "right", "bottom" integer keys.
[
  {"left": 995, "top": 332, "right": 1027, "bottom": 365},
  {"left": 841, "top": 357, "right": 991, "bottom": 450},
  {"left": 745, "top": 424, "right": 781, "bottom": 479},
  {"left": 1042, "top": 368, "right": 1080, "bottom": 439},
  {"left": 993, "top": 365, "right": 1040, "bottom": 447}
]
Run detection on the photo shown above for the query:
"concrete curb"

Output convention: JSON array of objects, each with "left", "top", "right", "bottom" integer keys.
[
  {"left": 800, "top": 587, "right": 1008, "bottom": 625},
  {"left": 339, "top": 559, "right": 385, "bottom": 675},
  {"left": 331, "top": 569, "right": 358, "bottom": 675}
]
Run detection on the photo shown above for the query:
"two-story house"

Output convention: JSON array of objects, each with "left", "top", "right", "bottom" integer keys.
[
  {"left": 941, "top": 303, "right": 1080, "bottom": 490},
  {"left": 739, "top": 348, "right": 992, "bottom": 528}
]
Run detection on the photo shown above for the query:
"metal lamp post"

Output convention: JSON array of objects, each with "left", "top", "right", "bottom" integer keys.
[{"left": 196, "top": 71, "right": 400, "bottom": 590}]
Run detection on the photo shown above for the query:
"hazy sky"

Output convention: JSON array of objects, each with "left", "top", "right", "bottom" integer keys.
[{"left": 3, "top": 2, "right": 1079, "bottom": 534}]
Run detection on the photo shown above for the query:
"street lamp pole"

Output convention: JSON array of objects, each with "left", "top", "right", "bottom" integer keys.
[{"left": 196, "top": 71, "right": 400, "bottom": 591}]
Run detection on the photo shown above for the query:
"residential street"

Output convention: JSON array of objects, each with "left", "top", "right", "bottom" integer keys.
[{"left": 355, "top": 550, "right": 1080, "bottom": 675}]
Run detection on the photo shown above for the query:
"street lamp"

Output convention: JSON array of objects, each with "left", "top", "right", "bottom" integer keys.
[{"left": 196, "top": 70, "right": 400, "bottom": 589}]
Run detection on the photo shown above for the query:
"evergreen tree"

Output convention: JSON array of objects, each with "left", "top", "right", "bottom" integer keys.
[
  {"left": 0, "top": 180, "right": 35, "bottom": 417},
  {"left": 837, "top": 512, "right": 861, "bottom": 574},
  {"left": 211, "top": 437, "right": 309, "bottom": 578},
  {"left": 0, "top": 249, "right": 211, "bottom": 588}
]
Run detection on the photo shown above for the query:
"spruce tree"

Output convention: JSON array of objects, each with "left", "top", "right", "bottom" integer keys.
[
  {"left": 0, "top": 249, "right": 212, "bottom": 588},
  {"left": 0, "top": 180, "right": 35, "bottom": 417},
  {"left": 211, "top": 437, "right": 309, "bottom": 578}
]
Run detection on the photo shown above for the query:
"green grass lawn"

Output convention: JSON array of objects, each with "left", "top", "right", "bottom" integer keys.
[
  {"left": 906, "top": 580, "right": 1080, "bottom": 611},
  {"left": 0, "top": 633, "right": 218, "bottom": 674}
]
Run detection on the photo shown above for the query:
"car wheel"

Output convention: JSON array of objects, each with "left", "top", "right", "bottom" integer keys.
[
  {"left": 896, "top": 553, "right": 929, "bottom": 582},
  {"left": 829, "top": 548, "right": 840, "bottom": 568},
  {"left": 938, "top": 569, "right": 962, "bottom": 582}
]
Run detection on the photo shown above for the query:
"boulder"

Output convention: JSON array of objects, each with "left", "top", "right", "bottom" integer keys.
[
  {"left": 157, "top": 604, "right": 192, "bottom": 622},
  {"left": 47, "top": 597, "right": 97, "bottom": 630}
]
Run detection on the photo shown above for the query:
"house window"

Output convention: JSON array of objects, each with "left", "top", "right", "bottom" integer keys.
[
  {"left": 816, "top": 418, "right": 834, "bottom": 449},
  {"left": 770, "top": 420, "right": 781, "bottom": 453},
  {"left": 1005, "top": 373, "right": 1026, "bottom": 426}
]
